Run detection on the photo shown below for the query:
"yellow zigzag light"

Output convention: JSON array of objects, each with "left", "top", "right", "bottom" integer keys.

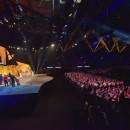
[{"left": 59, "top": 28, "right": 127, "bottom": 53}]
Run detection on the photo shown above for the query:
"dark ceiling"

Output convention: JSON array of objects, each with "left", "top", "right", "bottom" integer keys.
[{"left": 0, "top": 0, "right": 130, "bottom": 69}]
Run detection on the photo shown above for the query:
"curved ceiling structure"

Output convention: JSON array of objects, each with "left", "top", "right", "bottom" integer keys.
[{"left": 0, "top": 0, "right": 129, "bottom": 68}]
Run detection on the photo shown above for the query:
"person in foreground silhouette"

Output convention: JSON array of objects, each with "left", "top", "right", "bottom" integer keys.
[{"left": 11, "top": 74, "right": 16, "bottom": 87}]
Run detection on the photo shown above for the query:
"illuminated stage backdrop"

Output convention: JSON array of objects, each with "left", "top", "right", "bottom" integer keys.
[
  {"left": 0, "top": 46, "right": 32, "bottom": 76},
  {"left": 0, "top": 46, "right": 6, "bottom": 65}
]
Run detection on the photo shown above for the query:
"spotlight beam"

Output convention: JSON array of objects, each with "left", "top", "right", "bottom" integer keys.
[{"left": 36, "top": 48, "right": 46, "bottom": 74}]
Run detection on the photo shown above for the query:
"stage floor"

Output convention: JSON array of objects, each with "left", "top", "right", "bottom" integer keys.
[
  {"left": 0, "top": 74, "right": 53, "bottom": 110},
  {"left": 0, "top": 74, "right": 53, "bottom": 96}
]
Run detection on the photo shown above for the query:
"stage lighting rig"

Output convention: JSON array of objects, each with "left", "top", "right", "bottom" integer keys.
[
  {"left": 14, "top": 15, "right": 22, "bottom": 20},
  {"left": 59, "top": 28, "right": 127, "bottom": 53},
  {"left": 16, "top": 0, "right": 23, "bottom": 12}
]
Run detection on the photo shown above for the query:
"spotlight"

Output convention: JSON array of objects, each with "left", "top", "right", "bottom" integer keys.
[
  {"left": 13, "top": 23, "right": 16, "bottom": 25},
  {"left": 0, "top": 20, "right": 3, "bottom": 25},
  {"left": 40, "top": 47, "right": 43, "bottom": 49},
  {"left": 60, "top": 0, "right": 65, "bottom": 4},
  {"left": 74, "top": 0, "right": 82, "bottom": 3},
  {"left": 84, "top": 66, "right": 90, "bottom": 68},
  {"left": 17, "top": 47, "right": 20, "bottom": 50},
  {"left": 77, "top": 66, "right": 83, "bottom": 68},
  {"left": 55, "top": 67, "right": 61, "bottom": 69},
  {"left": 52, "top": 25, "right": 56, "bottom": 27},
  {"left": 51, "top": 44, "right": 55, "bottom": 47},
  {"left": 4, "top": 17, "right": 8, "bottom": 23},
  {"left": 24, "top": 40, "right": 27, "bottom": 43},
  {"left": 75, "top": 43, "right": 77, "bottom": 46},
  {"left": 47, "top": 67, "right": 53, "bottom": 69},
  {"left": 62, "top": 32, "right": 66, "bottom": 35},
  {"left": 69, "top": 13, "right": 72, "bottom": 17},
  {"left": 84, "top": 35, "right": 87, "bottom": 38}
]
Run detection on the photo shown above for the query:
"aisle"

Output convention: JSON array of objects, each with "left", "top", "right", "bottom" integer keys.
[{"left": 0, "top": 76, "right": 84, "bottom": 130}]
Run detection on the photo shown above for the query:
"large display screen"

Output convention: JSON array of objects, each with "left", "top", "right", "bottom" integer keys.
[{"left": 0, "top": 46, "right": 6, "bottom": 65}]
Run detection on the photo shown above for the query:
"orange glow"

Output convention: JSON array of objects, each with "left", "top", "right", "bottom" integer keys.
[{"left": 0, "top": 46, "right": 6, "bottom": 65}]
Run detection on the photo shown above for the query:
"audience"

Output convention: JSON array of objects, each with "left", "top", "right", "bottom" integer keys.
[
  {"left": 65, "top": 72, "right": 129, "bottom": 129},
  {"left": 65, "top": 72, "right": 129, "bottom": 101}
]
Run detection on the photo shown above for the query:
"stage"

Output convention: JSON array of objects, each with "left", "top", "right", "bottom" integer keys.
[{"left": 0, "top": 74, "right": 53, "bottom": 110}]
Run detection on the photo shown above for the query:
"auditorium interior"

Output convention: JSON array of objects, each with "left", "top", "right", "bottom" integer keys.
[{"left": 0, "top": 0, "right": 130, "bottom": 130}]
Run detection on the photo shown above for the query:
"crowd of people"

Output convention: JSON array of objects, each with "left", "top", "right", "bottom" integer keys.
[
  {"left": 65, "top": 72, "right": 130, "bottom": 129},
  {"left": 65, "top": 72, "right": 130, "bottom": 101},
  {"left": 0, "top": 73, "right": 20, "bottom": 87}
]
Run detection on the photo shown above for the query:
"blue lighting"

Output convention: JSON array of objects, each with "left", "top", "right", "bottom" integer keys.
[
  {"left": 62, "top": 32, "right": 67, "bottom": 35},
  {"left": 11, "top": 100, "right": 20, "bottom": 105},
  {"left": 83, "top": 24, "right": 87, "bottom": 30},
  {"left": 96, "top": 0, "right": 125, "bottom": 21},
  {"left": 56, "top": 0, "right": 60, "bottom": 2},
  {"left": 92, "top": 41, "right": 98, "bottom": 47},
  {"left": 62, "top": 27, "right": 66, "bottom": 31},
  {"left": 96, "top": 37, "right": 100, "bottom": 40},
  {"left": 56, "top": 34, "right": 59, "bottom": 38},
  {"left": 52, "top": 35, "right": 55, "bottom": 41},
  {"left": 106, "top": 35, "right": 110, "bottom": 38}
]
